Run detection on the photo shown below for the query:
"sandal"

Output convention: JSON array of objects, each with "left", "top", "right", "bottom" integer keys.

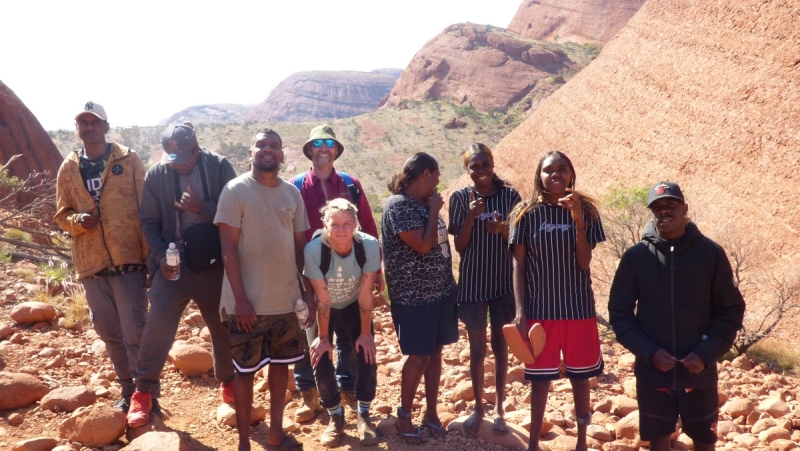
[
  {"left": 503, "top": 324, "right": 535, "bottom": 364},
  {"left": 424, "top": 422, "right": 447, "bottom": 438},
  {"left": 396, "top": 406, "right": 425, "bottom": 444},
  {"left": 528, "top": 322, "right": 547, "bottom": 357},
  {"left": 267, "top": 434, "right": 303, "bottom": 451}
]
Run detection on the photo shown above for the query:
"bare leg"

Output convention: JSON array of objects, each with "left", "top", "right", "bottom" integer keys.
[
  {"left": 570, "top": 378, "right": 590, "bottom": 451},
  {"left": 398, "top": 355, "right": 430, "bottom": 434},
  {"left": 422, "top": 346, "right": 444, "bottom": 426},
  {"left": 266, "top": 364, "right": 291, "bottom": 447},
  {"left": 528, "top": 380, "right": 550, "bottom": 451},
  {"left": 648, "top": 435, "right": 671, "bottom": 451},
  {"left": 490, "top": 323, "right": 509, "bottom": 433},
  {"left": 463, "top": 330, "right": 486, "bottom": 435},
  {"left": 233, "top": 372, "right": 254, "bottom": 451}
]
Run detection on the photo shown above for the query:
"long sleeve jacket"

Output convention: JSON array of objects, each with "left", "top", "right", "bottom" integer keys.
[
  {"left": 54, "top": 143, "right": 147, "bottom": 279},
  {"left": 138, "top": 148, "right": 236, "bottom": 275},
  {"left": 609, "top": 222, "right": 745, "bottom": 389}
]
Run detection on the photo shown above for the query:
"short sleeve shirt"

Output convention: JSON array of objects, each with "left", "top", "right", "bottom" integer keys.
[
  {"left": 449, "top": 186, "right": 521, "bottom": 303},
  {"left": 303, "top": 232, "right": 381, "bottom": 309},
  {"left": 382, "top": 194, "right": 456, "bottom": 306},
  {"left": 508, "top": 203, "right": 606, "bottom": 320},
  {"left": 214, "top": 173, "right": 309, "bottom": 317}
]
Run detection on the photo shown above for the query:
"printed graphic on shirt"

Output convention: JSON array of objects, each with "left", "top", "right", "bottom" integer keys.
[
  {"left": 449, "top": 186, "right": 521, "bottom": 303},
  {"left": 382, "top": 194, "right": 456, "bottom": 307},
  {"left": 509, "top": 204, "right": 606, "bottom": 320},
  {"left": 78, "top": 146, "right": 112, "bottom": 205}
]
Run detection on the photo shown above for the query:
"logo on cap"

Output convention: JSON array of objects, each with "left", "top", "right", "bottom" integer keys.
[
  {"left": 85, "top": 102, "right": 94, "bottom": 111},
  {"left": 169, "top": 140, "right": 178, "bottom": 151},
  {"left": 655, "top": 184, "right": 668, "bottom": 195}
]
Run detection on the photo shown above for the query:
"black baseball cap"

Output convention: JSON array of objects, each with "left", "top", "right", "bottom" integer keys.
[{"left": 647, "top": 181, "right": 685, "bottom": 207}]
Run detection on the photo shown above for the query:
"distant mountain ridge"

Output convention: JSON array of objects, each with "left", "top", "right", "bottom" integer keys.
[
  {"left": 243, "top": 69, "right": 400, "bottom": 123},
  {"left": 157, "top": 103, "right": 254, "bottom": 127}
]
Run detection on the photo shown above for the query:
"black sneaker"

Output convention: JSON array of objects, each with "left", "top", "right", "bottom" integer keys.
[{"left": 113, "top": 395, "right": 131, "bottom": 414}]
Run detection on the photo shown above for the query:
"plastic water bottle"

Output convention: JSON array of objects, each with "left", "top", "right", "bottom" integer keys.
[
  {"left": 166, "top": 242, "right": 180, "bottom": 281},
  {"left": 295, "top": 299, "right": 309, "bottom": 330}
]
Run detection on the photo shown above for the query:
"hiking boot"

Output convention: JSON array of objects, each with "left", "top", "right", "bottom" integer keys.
[
  {"left": 113, "top": 395, "right": 131, "bottom": 414},
  {"left": 127, "top": 391, "right": 152, "bottom": 428},
  {"left": 320, "top": 412, "right": 345, "bottom": 447},
  {"left": 341, "top": 390, "right": 357, "bottom": 413},
  {"left": 357, "top": 411, "right": 379, "bottom": 445},
  {"left": 294, "top": 387, "right": 323, "bottom": 423},
  {"left": 221, "top": 381, "right": 234, "bottom": 404}
]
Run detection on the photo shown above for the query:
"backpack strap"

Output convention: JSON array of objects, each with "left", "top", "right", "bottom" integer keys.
[
  {"left": 318, "top": 237, "right": 366, "bottom": 279},
  {"left": 292, "top": 173, "right": 306, "bottom": 192},
  {"left": 337, "top": 171, "right": 361, "bottom": 206}
]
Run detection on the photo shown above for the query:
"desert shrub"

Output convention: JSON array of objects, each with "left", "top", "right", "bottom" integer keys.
[
  {"left": 4, "top": 228, "right": 32, "bottom": 243},
  {"left": 39, "top": 260, "right": 70, "bottom": 285},
  {"left": 12, "top": 268, "right": 36, "bottom": 283},
  {"left": 0, "top": 246, "right": 11, "bottom": 263},
  {"left": 747, "top": 338, "right": 800, "bottom": 373}
]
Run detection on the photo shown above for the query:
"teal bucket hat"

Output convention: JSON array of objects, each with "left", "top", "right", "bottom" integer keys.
[{"left": 302, "top": 125, "right": 344, "bottom": 160}]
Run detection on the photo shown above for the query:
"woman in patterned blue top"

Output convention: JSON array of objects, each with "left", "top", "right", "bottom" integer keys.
[
  {"left": 509, "top": 151, "right": 605, "bottom": 451},
  {"left": 382, "top": 152, "right": 457, "bottom": 443},
  {"left": 448, "top": 143, "right": 521, "bottom": 436}
]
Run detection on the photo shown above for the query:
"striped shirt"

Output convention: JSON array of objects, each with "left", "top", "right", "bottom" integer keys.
[
  {"left": 448, "top": 186, "right": 521, "bottom": 303},
  {"left": 509, "top": 204, "right": 605, "bottom": 320}
]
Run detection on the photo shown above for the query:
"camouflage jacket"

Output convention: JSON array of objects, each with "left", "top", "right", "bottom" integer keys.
[{"left": 54, "top": 143, "right": 148, "bottom": 279}]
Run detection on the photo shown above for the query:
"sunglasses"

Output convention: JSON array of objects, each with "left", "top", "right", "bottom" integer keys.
[{"left": 312, "top": 139, "right": 337, "bottom": 149}]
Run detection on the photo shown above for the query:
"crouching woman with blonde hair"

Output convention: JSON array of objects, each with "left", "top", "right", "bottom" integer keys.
[{"left": 304, "top": 198, "right": 382, "bottom": 446}]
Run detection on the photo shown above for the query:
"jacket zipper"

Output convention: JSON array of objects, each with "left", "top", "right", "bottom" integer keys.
[
  {"left": 670, "top": 245, "right": 676, "bottom": 391},
  {"left": 96, "top": 148, "right": 116, "bottom": 267}
]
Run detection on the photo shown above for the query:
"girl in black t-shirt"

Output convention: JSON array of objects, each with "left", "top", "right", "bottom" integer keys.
[
  {"left": 382, "top": 152, "right": 457, "bottom": 443},
  {"left": 509, "top": 151, "right": 605, "bottom": 451},
  {"left": 448, "top": 143, "right": 520, "bottom": 436}
]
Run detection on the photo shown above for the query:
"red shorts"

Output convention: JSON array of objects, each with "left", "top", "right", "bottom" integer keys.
[{"left": 524, "top": 318, "right": 604, "bottom": 381}]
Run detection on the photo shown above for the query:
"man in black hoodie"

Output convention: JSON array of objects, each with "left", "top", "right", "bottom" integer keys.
[{"left": 609, "top": 181, "right": 744, "bottom": 451}]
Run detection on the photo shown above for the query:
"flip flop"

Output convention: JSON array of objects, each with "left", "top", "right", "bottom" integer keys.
[
  {"left": 528, "top": 322, "right": 547, "bottom": 358},
  {"left": 399, "top": 426, "right": 425, "bottom": 444},
  {"left": 424, "top": 422, "right": 447, "bottom": 438},
  {"left": 267, "top": 434, "right": 303, "bottom": 451},
  {"left": 503, "top": 324, "right": 535, "bottom": 364}
]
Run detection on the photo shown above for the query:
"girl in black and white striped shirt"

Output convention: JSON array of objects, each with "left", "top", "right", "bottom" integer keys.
[
  {"left": 448, "top": 143, "right": 521, "bottom": 437},
  {"left": 509, "top": 151, "right": 605, "bottom": 451}
]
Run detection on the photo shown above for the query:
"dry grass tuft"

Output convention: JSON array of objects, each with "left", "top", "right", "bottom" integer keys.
[
  {"left": 13, "top": 268, "right": 36, "bottom": 283},
  {"left": 747, "top": 338, "right": 800, "bottom": 374}
]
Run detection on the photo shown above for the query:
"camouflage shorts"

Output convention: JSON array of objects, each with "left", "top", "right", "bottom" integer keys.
[{"left": 226, "top": 312, "right": 305, "bottom": 374}]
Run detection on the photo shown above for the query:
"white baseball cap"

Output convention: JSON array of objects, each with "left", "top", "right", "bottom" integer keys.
[{"left": 75, "top": 101, "right": 108, "bottom": 121}]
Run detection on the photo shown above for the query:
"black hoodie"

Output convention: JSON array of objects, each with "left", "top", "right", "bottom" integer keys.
[{"left": 608, "top": 221, "right": 745, "bottom": 390}]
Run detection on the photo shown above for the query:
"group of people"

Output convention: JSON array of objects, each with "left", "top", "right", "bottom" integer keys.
[{"left": 55, "top": 101, "right": 745, "bottom": 451}]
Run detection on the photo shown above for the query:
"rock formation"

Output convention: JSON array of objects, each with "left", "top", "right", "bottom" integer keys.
[
  {"left": 0, "top": 81, "right": 63, "bottom": 179},
  {"left": 380, "top": 24, "right": 581, "bottom": 113},
  {"left": 452, "top": 0, "right": 800, "bottom": 264},
  {"left": 157, "top": 103, "right": 253, "bottom": 127},
  {"left": 243, "top": 70, "right": 400, "bottom": 123},
  {"left": 507, "top": 0, "right": 646, "bottom": 44}
]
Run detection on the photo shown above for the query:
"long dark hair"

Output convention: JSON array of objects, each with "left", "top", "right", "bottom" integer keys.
[
  {"left": 462, "top": 143, "right": 509, "bottom": 188},
  {"left": 387, "top": 152, "right": 439, "bottom": 194},
  {"left": 510, "top": 151, "right": 599, "bottom": 226}
]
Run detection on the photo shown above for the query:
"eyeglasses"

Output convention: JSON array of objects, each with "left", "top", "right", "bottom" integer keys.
[{"left": 312, "top": 139, "right": 336, "bottom": 149}]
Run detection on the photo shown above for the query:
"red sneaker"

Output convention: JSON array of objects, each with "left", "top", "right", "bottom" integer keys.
[
  {"left": 221, "top": 381, "right": 234, "bottom": 404},
  {"left": 127, "top": 391, "right": 152, "bottom": 428}
]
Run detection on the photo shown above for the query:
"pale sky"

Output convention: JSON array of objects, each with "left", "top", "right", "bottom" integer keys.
[{"left": 2, "top": 0, "right": 523, "bottom": 131}]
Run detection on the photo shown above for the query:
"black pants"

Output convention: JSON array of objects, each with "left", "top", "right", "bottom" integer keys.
[{"left": 313, "top": 300, "right": 377, "bottom": 408}]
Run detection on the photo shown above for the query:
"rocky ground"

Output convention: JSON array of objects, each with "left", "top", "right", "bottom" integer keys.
[{"left": 1, "top": 258, "right": 800, "bottom": 451}]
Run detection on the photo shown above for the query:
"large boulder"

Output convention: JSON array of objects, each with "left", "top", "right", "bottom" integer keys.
[
  {"left": 216, "top": 403, "right": 267, "bottom": 427},
  {"left": 244, "top": 70, "right": 400, "bottom": 123},
  {"left": 615, "top": 410, "right": 640, "bottom": 440},
  {"left": 40, "top": 386, "right": 96, "bottom": 412},
  {"left": 10, "top": 302, "right": 57, "bottom": 325},
  {"left": 0, "top": 81, "right": 63, "bottom": 180},
  {"left": 11, "top": 437, "right": 58, "bottom": 451},
  {"left": 168, "top": 342, "right": 213, "bottom": 377},
  {"left": 507, "top": 0, "right": 646, "bottom": 44},
  {"left": 0, "top": 372, "right": 49, "bottom": 410},
  {"left": 57, "top": 405, "right": 126, "bottom": 447},
  {"left": 125, "top": 431, "right": 188, "bottom": 451}
]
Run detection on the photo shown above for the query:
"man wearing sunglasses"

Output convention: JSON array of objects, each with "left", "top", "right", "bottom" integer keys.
[
  {"left": 609, "top": 181, "right": 744, "bottom": 451},
  {"left": 290, "top": 124, "right": 384, "bottom": 424}
]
